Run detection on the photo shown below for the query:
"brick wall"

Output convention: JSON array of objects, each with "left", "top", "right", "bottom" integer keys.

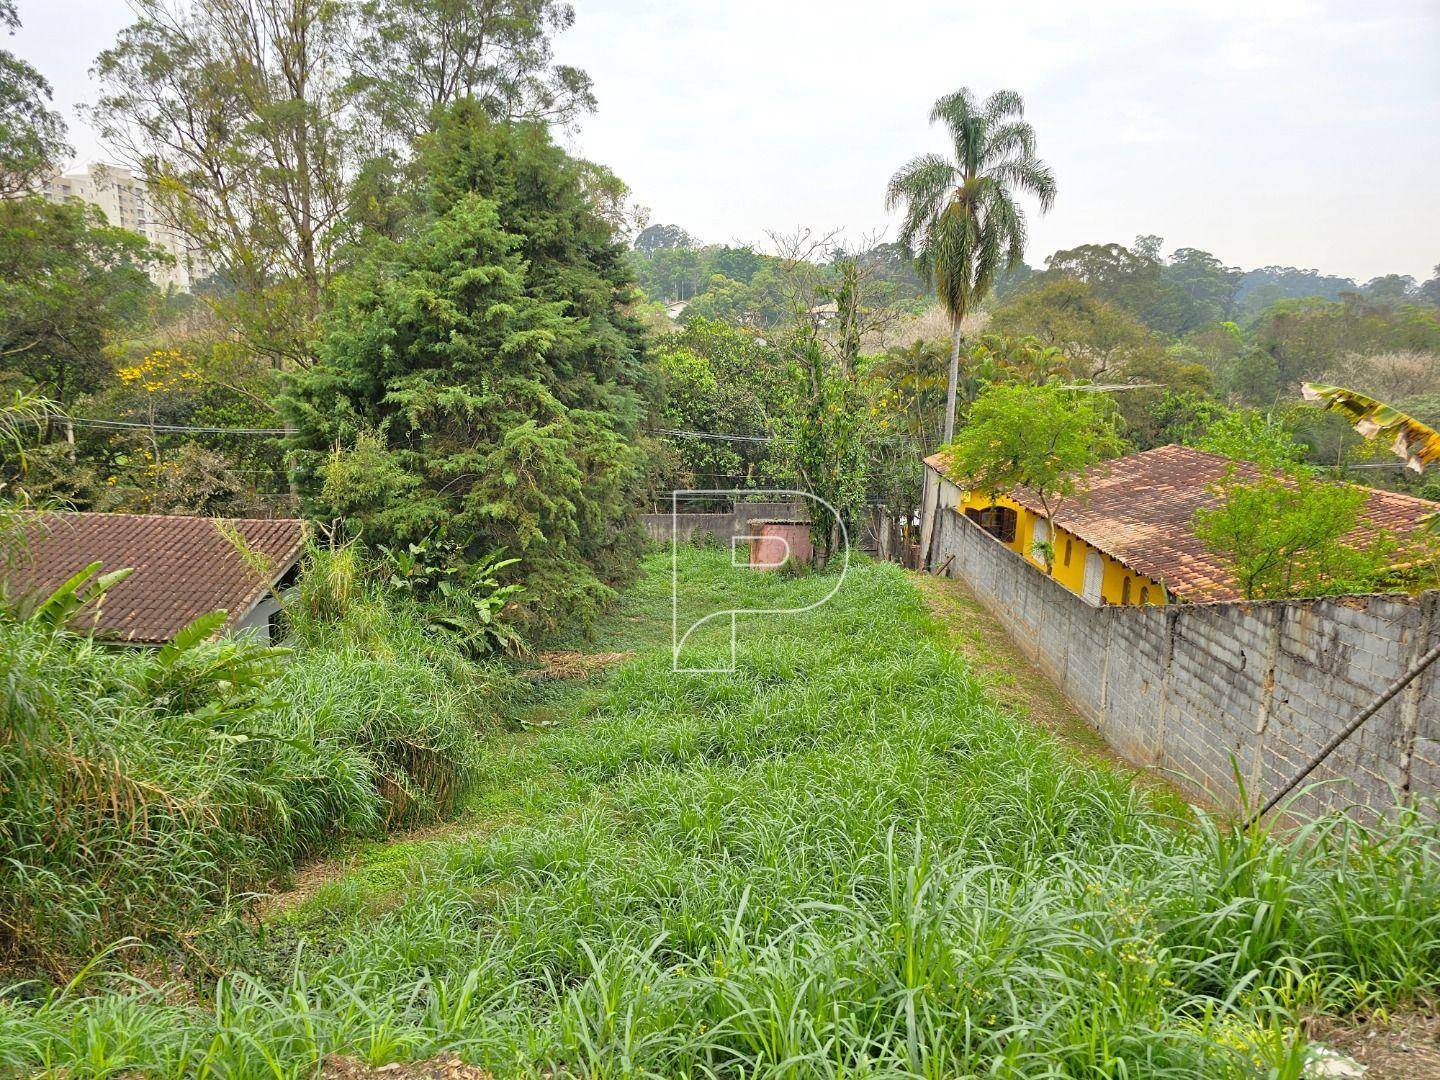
[{"left": 934, "top": 506, "right": 1440, "bottom": 819}]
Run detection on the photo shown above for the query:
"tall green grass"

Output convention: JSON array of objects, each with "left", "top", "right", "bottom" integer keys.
[
  {"left": 2, "top": 548, "right": 1437, "bottom": 1077},
  {"left": 0, "top": 551, "right": 505, "bottom": 975}
]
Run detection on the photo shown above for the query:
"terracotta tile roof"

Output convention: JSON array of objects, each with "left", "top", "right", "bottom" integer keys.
[
  {"left": 7, "top": 512, "right": 308, "bottom": 643},
  {"left": 926, "top": 445, "right": 1438, "bottom": 602}
]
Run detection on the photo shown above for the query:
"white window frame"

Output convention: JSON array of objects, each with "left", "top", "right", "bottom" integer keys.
[
  {"left": 1031, "top": 516, "right": 1050, "bottom": 563},
  {"left": 1082, "top": 550, "right": 1105, "bottom": 605}
]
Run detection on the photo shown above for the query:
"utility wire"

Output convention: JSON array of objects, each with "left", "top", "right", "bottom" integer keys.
[
  {"left": 23, "top": 415, "right": 777, "bottom": 444},
  {"left": 1055, "top": 382, "right": 1163, "bottom": 392},
  {"left": 652, "top": 427, "right": 773, "bottom": 443},
  {"left": 22, "top": 415, "right": 289, "bottom": 436}
]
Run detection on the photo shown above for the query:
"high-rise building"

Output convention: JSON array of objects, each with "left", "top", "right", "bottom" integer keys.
[{"left": 40, "top": 164, "right": 212, "bottom": 292}]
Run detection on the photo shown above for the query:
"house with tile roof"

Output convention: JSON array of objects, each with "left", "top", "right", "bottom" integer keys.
[
  {"left": 921, "top": 444, "right": 1438, "bottom": 605},
  {"left": 5, "top": 513, "right": 308, "bottom": 644}
]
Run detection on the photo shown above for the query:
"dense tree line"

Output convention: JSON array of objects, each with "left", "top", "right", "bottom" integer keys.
[
  {"left": 2, "top": 3, "right": 1437, "bottom": 626},
  {"left": 0, "top": 0, "right": 660, "bottom": 632}
]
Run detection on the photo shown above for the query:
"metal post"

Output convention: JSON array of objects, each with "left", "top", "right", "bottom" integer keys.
[{"left": 1246, "top": 640, "right": 1440, "bottom": 829}]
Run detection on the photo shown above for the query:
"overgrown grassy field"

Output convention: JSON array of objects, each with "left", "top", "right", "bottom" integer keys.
[
  {"left": 3, "top": 547, "right": 1438, "bottom": 1077},
  {"left": 0, "top": 550, "right": 509, "bottom": 973}
]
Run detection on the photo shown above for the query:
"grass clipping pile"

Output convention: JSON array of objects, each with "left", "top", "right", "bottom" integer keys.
[
  {"left": 324, "top": 1055, "right": 493, "bottom": 1078},
  {"left": 528, "top": 650, "right": 633, "bottom": 679}
]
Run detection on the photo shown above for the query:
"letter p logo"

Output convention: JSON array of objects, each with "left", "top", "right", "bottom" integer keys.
[{"left": 670, "top": 489, "right": 850, "bottom": 673}]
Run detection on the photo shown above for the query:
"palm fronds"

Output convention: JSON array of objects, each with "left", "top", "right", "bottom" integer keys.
[
  {"left": 888, "top": 87, "right": 1055, "bottom": 317},
  {"left": 887, "top": 87, "right": 1055, "bottom": 440}
]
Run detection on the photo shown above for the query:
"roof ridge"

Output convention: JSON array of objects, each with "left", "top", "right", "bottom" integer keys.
[
  {"left": 13, "top": 514, "right": 309, "bottom": 643},
  {"left": 926, "top": 442, "right": 1437, "bottom": 602},
  {"left": 42, "top": 511, "right": 306, "bottom": 526}
]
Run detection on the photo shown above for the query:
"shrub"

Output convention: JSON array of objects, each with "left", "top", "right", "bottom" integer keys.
[
  {"left": 1194, "top": 469, "right": 1402, "bottom": 598},
  {"left": 0, "top": 565, "right": 502, "bottom": 974}
]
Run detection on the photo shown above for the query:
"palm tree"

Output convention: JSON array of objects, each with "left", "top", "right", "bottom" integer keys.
[{"left": 886, "top": 88, "right": 1056, "bottom": 443}]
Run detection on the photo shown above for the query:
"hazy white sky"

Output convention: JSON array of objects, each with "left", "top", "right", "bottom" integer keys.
[{"left": 15, "top": 0, "right": 1440, "bottom": 282}]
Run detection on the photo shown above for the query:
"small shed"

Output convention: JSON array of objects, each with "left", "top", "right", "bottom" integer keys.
[
  {"left": 748, "top": 519, "right": 813, "bottom": 569},
  {"left": 6, "top": 512, "right": 308, "bottom": 644}
]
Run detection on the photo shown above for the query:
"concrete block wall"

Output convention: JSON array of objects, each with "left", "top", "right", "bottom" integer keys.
[
  {"left": 643, "top": 513, "right": 731, "bottom": 544},
  {"left": 642, "top": 501, "right": 808, "bottom": 545},
  {"left": 934, "top": 507, "right": 1439, "bottom": 819}
]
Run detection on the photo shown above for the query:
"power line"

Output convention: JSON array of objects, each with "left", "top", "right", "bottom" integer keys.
[
  {"left": 24, "top": 415, "right": 776, "bottom": 444},
  {"left": 1055, "top": 382, "right": 1163, "bottom": 392},
  {"left": 653, "top": 427, "right": 773, "bottom": 443},
  {"left": 24, "top": 415, "right": 288, "bottom": 436}
]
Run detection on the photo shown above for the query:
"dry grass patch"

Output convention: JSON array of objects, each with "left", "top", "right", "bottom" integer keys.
[
  {"left": 529, "top": 650, "right": 634, "bottom": 679},
  {"left": 323, "top": 1054, "right": 494, "bottom": 1079}
]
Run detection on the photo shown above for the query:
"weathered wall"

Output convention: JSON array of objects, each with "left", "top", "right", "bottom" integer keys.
[
  {"left": 749, "top": 521, "right": 814, "bottom": 569},
  {"left": 642, "top": 502, "right": 808, "bottom": 545},
  {"left": 933, "top": 506, "right": 1440, "bottom": 819}
]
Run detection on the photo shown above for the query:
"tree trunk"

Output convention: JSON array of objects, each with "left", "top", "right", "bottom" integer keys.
[{"left": 943, "top": 315, "right": 963, "bottom": 443}]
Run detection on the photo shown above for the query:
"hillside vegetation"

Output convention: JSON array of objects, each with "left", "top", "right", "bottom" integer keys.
[
  {"left": 0, "top": 550, "right": 510, "bottom": 972},
  {"left": 4, "top": 548, "right": 1436, "bottom": 1077}
]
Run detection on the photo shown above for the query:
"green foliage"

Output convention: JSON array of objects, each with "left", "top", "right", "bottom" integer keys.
[
  {"left": 350, "top": 0, "right": 595, "bottom": 145},
  {"left": 1130, "top": 389, "right": 1228, "bottom": 451},
  {"left": 5, "top": 340, "right": 290, "bottom": 517},
  {"left": 286, "top": 105, "right": 655, "bottom": 633},
  {"left": 0, "top": 1, "right": 70, "bottom": 197},
  {"left": 887, "top": 88, "right": 1056, "bottom": 328},
  {"left": 0, "top": 197, "right": 162, "bottom": 405},
  {"left": 0, "top": 553, "right": 502, "bottom": 972},
  {"left": 6, "top": 550, "right": 1438, "bottom": 1074},
  {"left": 862, "top": 339, "right": 949, "bottom": 523},
  {"left": 294, "top": 541, "right": 524, "bottom": 661},
  {"left": 1194, "top": 470, "right": 1400, "bottom": 599},
  {"left": 0, "top": 389, "right": 54, "bottom": 475},
  {"left": 678, "top": 268, "right": 792, "bottom": 328},
  {"left": 1192, "top": 409, "right": 1310, "bottom": 468},
  {"left": 654, "top": 317, "right": 783, "bottom": 486},
  {"left": 988, "top": 275, "right": 1165, "bottom": 381},
  {"left": 92, "top": 0, "right": 356, "bottom": 364},
  {"left": 945, "top": 382, "right": 1125, "bottom": 567},
  {"left": 1236, "top": 296, "right": 1440, "bottom": 404},
  {"left": 15, "top": 561, "right": 134, "bottom": 631},
  {"left": 389, "top": 545, "right": 527, "bottom": 659},
  {"left": 93, "top": 0, "right": 595, "bottom": 364},
  {"left": 1040, "top": 239, "right": 1240, "bottom": 337},
  {"left": 865, "top": 338, "right": 948, "bottom": 443},
  {"left": 774, "top": 337, "right": 871, "bottom": 565},
  {"left": 887, "top": 87, "right": 1056, "bottom": 439},
  {"left": 633, "top": 223, "right": 697, "bottom": 257}
]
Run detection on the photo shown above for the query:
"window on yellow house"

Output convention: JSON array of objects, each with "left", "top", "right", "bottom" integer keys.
[
  {"left": 966, "top": 505, "right": 1017, "bottom": 543},
  {"left": 1064, "top": 537, "right": 1073, "bottom": 566},
  {"left": 1140, "top": 586, "right": 1150, "bottom": 604},
  {"left": 1122, "top": 578, "right": 1132, "bottom": 604}
]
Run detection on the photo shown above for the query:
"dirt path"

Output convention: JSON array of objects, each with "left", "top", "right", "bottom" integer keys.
[
  {"left": 257, "top": 653, "right": 626, "bottom": 920},
  {"left": 1307, "top": 1007, "right": 1440, "bottom": 1080},
  {"left": 911, "top": 570, "right": 1190, "bottom": 805}
]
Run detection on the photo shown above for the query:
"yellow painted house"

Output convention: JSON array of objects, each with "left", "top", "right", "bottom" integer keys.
[
  {"left": 921, "top": 444, "right": 1439, "bottom": 606},
  {"left": 952, "top": 488, "right": 1169, "bottom": 606}
]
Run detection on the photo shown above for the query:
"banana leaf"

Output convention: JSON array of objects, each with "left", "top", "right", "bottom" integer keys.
[{"left": 1302, "top": 382, "right": 1440, "bottom": 474}]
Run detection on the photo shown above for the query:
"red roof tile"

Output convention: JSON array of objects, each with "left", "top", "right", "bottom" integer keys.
[
  {"left": 7, "top": 513, "right": 308, "bottom": 643},
  {"left": 925, "top": 445, "right": 1438, "bottom": 602}
]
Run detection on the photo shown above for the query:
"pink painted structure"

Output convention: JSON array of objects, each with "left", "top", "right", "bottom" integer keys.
[{"left": 748, "top": 520, "right": 813, "bottom": 569}]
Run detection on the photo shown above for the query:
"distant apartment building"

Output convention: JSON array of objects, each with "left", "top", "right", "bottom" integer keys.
[{"left": 40, "top": 164, "right": 212, "bottom": 292}]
